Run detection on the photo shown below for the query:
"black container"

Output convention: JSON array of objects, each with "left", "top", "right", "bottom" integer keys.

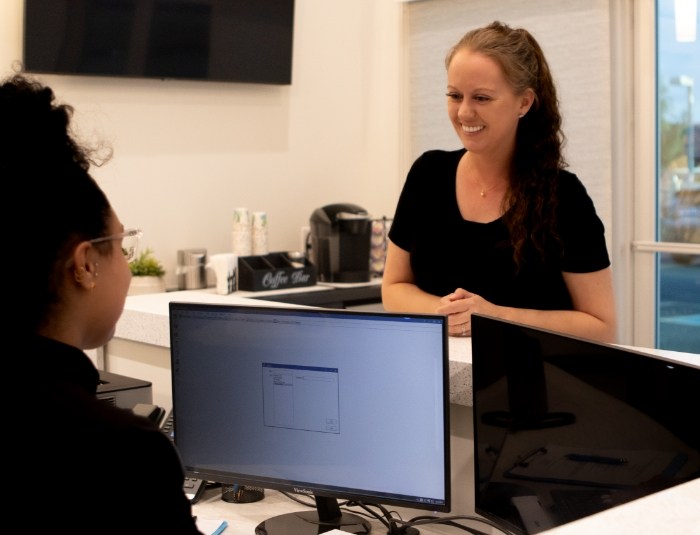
[
  {"left": 238, "top": 252, "right": 316, "bottom": 291},
  {"left": 309, "top": 203, "right": 372, "bottom": 283}
]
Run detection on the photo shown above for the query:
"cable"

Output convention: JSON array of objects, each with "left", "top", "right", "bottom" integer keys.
[
  {"left": 280, "top": 491, "right": 315, "bottom": 507},
  {"left": 279, "top": 493, "right": 517, "bottom": 535},
  {"left": 403, "top": 514, "right": 517, "bottom": 535}
]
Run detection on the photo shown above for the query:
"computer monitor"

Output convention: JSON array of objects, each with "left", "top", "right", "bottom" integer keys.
[
  {"left": 471, "top": 313, "right": 700, "bottom": 535},
  {"left": 169, "top": 302, "right": 450, "bottom": 535}
]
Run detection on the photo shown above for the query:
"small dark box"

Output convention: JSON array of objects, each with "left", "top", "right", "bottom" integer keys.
[{"left": 238, "top": 252, "right": 317, "bottom": 291}]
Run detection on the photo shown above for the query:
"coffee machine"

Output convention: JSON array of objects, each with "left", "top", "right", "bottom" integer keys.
[{"left": 309, "top": 203, "right": 372, "bottom": 283}]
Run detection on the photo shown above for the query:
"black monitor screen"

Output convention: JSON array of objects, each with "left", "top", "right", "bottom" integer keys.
[
  {"left": 23, "top": 0, "right": 295, "bottom": 85},
  {"left": 472, "top": 314, "right": 700, "bottom": 535},
  {"left": 169, "top": 302, "right": 450, "bottom": 534}
]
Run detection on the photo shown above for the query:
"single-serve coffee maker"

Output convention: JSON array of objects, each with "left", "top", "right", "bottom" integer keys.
[{"left": 309, "top": 203, "right": 372, "bottom": 283}]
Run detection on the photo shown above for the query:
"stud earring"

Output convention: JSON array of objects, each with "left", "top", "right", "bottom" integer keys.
[{"left": 518, "top": 113, "right": 524, "bottom": 118}]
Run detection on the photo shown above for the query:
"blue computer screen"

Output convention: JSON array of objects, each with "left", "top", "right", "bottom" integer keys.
[{"left": 169, "top": 302, "right": 450, "bottom": 521}]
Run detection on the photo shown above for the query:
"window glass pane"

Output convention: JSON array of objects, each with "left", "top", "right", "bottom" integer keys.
[
  {"left": 659, "top": 253, "right": 700, "bottom": 352},
  {"left": 657, "top": 0, "right": 700, "bottom": 352}
]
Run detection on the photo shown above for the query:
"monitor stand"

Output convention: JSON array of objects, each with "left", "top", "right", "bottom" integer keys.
[{"left": 255, "top": 496, "right": 371, "bottom": 535}]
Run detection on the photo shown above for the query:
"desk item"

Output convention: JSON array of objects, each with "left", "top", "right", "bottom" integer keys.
[
  {"left": 252, "top": 211, "right": 269, "bottom": 255},
  {"left": 96, "top": 370, "right": 152, "bottom": 409},
  {"left": 232, "top": 207, "right": 252, "bottom": 256},
  {"left": 169, "top": 302, "right": 450, "bottom": 535},
  {"left": 309, "top": 203, "right": 372, "bottom": 283},
  {"left": 161, "top": 410, "right": 207, "bottom": 504},
  {"left": 369, "top": 217, "right": 392, "bottom": 277},
  {"left": 196, "top": 518, "right": 229, "bottom": 535},
  {"left": 177, "top": 249, "right": 208, "bottom": 290},
  {"left": 565, "top": 453, "right": 628, "bottom": 465},
  {"left": 471, "top": 314, "right": 700, "bottom": 535},
  {"left": 208, "top": 253, "right": 238, "bottom": 295},
  {"left": 237, "top": 251, "right": 316, "bottom": 291},
  {"left": 132, "top": 402, "right": 165, "bottom": 425},
  {"left": 504, "top": 445, "right": 684, "bottom": 488},
  {"left": 221, "top": 483, "right": 264, "bottom": 503}
]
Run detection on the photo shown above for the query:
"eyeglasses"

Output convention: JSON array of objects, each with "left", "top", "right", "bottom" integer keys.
[{"left": 89, "top": 228, "right": 142, "bottom": 262}]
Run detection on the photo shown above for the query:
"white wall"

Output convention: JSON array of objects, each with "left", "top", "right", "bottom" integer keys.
[
  {"left": 1, "top": 0, "right": 405, "bottom": 290},
  {"left": 3, "top": 1, "right": 625, "bottom": 342}
]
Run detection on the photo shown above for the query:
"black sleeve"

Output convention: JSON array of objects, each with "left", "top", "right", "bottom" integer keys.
[
  {"left": 557, "top": 172, "right": 611, "bottom": 273},
  {"left": 388, "top": 153, "right": 425, "bottom": 252}
]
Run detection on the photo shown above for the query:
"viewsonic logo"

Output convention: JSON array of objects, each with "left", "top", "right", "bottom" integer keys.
[{"left": 293, "top": 487, "right": 314, "bottom": 496}]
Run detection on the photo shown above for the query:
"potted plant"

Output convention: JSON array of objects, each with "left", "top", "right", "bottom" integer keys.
[{"left": 128, "top": 248, "right": 167, "bottom": 295}]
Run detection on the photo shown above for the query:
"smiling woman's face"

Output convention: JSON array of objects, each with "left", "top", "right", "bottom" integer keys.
[{"left": 446, "top": 48, "right": 532, "bottom": 159}]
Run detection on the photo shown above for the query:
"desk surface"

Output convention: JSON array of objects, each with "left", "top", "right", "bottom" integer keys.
[
  {"left": 113, "top": 286, "right": 474, "bottom": 406},
  {"left": 192, "top": 479, "right": 700, "bottom": 535},
  {"left": 113, "top": 286, "right": 699, "bottom": 410}
]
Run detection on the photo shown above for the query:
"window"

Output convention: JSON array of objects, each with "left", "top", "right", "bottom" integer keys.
[
  {"left": 631, "top": 1, "right": 699, "bottom": 353},
  {"left": 654, "top": 0, "right": 699, "bottom": 352}
]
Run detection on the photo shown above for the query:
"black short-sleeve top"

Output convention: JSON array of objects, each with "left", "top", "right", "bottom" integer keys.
[{"left": 388, "top": 149, "right": 610, "bottom": 310}]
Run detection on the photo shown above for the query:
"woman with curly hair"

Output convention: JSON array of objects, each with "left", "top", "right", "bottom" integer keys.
[
  {"left": 1, "top": 73, "right": 202, "bottom": 533},
  {"left": 382, "top": 21, "right": 616, "bottom": 343}
]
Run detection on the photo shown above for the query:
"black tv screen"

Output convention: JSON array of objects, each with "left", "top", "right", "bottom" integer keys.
[
  {"left": 23, "top": 0, "right": 295, "bottom": 85},
  {"left": 471, "top": 314, "right": 700, "bottom": 535}
]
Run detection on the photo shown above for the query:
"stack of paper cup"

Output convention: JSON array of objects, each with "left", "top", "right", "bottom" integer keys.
[
  {"left": 207, "top": 253, "right": 238, "bottom": 294},
  {"left": 252, "top": 211, "right": 269, "bottom": 255},
  {"left": 232, "top": 207, "right": 252, "bottom": 256}
]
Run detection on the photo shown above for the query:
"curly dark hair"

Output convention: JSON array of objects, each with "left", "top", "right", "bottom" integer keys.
[
  {"left": 446, "top": 21, "right": 567, "bottom": 269},
  {"left": 1, "top": 73, "right": 113, "bottom": 334}
]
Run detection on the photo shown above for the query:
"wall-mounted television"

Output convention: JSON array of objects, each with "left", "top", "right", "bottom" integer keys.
[{"left": 23, "top": 0, "right": 295, "bottom": 85}]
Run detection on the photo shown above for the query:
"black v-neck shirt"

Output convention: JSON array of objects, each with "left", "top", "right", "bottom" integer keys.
[{"left": 389, "top": 149, "right": 610, "bottom": 310}]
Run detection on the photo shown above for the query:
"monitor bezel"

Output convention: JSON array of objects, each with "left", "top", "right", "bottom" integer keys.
[{"left": 168, "top": 301, "right": 452, "bottom": 514}]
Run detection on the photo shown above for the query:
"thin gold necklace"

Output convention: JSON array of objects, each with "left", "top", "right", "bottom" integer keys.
[{"left": 474, "top": 176, "right": 500, "bottom": 198}]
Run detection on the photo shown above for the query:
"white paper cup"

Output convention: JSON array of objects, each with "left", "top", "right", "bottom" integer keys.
[{"left": 207, "top": 253, "right": 238, "bottom": 294}]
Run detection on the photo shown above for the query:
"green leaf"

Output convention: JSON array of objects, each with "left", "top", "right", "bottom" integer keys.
[{"left": 129, "top": 248, "right": 166, "bottom": 277}]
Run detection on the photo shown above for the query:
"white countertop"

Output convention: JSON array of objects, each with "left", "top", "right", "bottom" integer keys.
[
  {"left": 114, "top": 288, "right": 474, "bottom": 406},
  {"left": 114, "top": 288, "right": 697, "bottom": 409},
  {"left": 116, "top": 289, "right": 700, "bottom": 535},
  {"left": 539, "top": 477, "right": 700, "bottom": 534}
]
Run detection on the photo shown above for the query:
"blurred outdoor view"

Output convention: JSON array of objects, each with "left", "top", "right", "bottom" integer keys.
[{"left": 657, "top": 0, "right": 699, "bottom": 352}]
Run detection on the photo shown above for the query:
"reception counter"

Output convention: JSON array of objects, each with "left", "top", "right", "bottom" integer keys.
[
  {"left": 104, "top": 285, "right": 698, "bottom": 526},
  {"left": 104, "top": 284, "right": 476, "bottom": 514},
  {"left": 105, "top": 285, "right": 473, "bottom": 412}
]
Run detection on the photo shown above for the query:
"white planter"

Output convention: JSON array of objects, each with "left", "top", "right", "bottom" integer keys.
[{"left": 128, "top": 276, "right": 166, "bottom": 296}]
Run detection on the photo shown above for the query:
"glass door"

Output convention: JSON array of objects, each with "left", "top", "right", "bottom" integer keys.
[{"left": 655, "top": 0, "right": 700, "bottom": 352}]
